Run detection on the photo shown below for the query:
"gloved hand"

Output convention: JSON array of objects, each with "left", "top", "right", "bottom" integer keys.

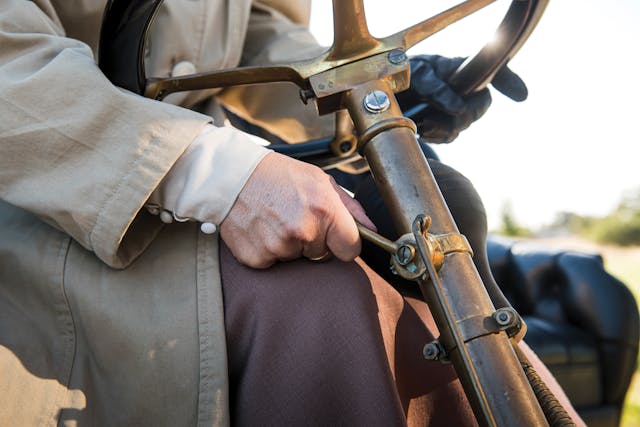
[{"left": 396, "top": 54, "right": 528, "bottom": 143}]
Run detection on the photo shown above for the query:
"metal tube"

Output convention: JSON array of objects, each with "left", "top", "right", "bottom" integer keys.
[{"left": 345, "top": 80, "right": 548, "bottom": 426}]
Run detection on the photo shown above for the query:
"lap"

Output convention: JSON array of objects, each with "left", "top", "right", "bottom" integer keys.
[{"left": 219, "top": 242, "right": 477, "bottom": 426}]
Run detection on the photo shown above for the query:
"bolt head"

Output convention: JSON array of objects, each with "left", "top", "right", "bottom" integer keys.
[
  {"left": 494, "top": 309, "right": 514, "bottom": 326},
  {"left": 388, "top": 49, "right": 408, "bottom": 65},
  {"left": 363, "top": 90, "right": 390, "bottom": 113},
  {"left": 423, "top": 342, "right": 440, "bottom": 360}
]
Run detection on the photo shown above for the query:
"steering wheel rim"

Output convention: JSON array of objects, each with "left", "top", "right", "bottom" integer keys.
[
  {"left": 447, "top": 0, "right": 547, "bottom": 95},
  {"left": 98, "top": 0, "right": 162, "bottom": 95},
  {"left": 98, "top": 0, "right": 547, "bottom": 166}
]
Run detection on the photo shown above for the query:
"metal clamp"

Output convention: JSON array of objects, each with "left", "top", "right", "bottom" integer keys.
[
  {"left": 356, "top": 215, "right": 473, "bottom": 281},
  {"left": 493, "top": 307, "right": 527, "bottom": 342}
]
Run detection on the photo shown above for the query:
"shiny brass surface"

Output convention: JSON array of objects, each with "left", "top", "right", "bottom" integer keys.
[
  {"left": 309, "top": 51, "right": 410, "bottom": 115},
  {"left": 327, "top": 0, "right": 379, "bottom": 61},
  {"left": 425, "top": 231, "right": 474, "bottom": 271},
  {"left": 329, "top": 110, "right": 358, "bottom": 158},
  {"left": 309, "top": 51, "right": 410, "bottom": 99},
  {"left": 145, "top": 0, "right": 505, "bottom": 100}
]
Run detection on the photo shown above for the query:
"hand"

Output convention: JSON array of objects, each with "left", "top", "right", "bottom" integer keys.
[
  {"left": 220, "top": 152, "right": 376, "bottom": 269},
  {"left": 396, "top": 54, "right": 528, "bottom": 143}
]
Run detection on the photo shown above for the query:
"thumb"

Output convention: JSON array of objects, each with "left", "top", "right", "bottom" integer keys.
[{"left": 491, "top": 65, "right": 528, "bottom": 102}]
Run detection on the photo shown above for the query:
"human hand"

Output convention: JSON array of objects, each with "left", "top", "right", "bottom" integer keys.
[
  {"left": 220, "top": 152, "right": 376, "bottom": 269},
  {"left": 396, "top": 54, "right": 528, "bottom": 143}
]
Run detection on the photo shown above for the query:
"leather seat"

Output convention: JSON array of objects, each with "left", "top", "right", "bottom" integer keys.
[{"left": 487, "top": 236, "right": 639, "bottom": 427}]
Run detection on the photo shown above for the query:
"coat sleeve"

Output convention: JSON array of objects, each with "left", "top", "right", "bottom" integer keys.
[
  {"left": 217, "top": 0, "right": 335, "bottom": 143},
  {"left": 0, "top": 0, "right": 213, "bottom": 268}
]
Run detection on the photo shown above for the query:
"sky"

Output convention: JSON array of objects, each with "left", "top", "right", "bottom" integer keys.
[{"left": 309, "top": 0, "right": 640, "bottom": 230}]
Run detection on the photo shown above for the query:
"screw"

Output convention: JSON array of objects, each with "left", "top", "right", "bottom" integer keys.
[
  {"left": 396, "top": 245, "right": 415, "bottom": 266},
  {"left": 363, "top": 90, "right": 390, "bottom": 113},
  {"left": 423, "top": 342, "right": 440, "bottom": 360},
  {"left": 388, "top": 49, "right": 408, "bottom": 65}
]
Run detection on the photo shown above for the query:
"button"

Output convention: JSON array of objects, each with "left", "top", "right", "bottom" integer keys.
[
  {"left": 171, "top": 61, "right": 197, "bottom": 77},
  {"left": 200, "top": 222, "right": 218, "bottom": 234}
]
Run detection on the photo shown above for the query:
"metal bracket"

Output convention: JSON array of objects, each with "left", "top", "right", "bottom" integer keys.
[
  {"left": 357, "top": 215, "right": 474, "bottom": 281},
  {"left": 395, "top": 215, "right": 473, "bottom": 280},
  {"left": 493, "top": 307, "right": 527, "bottom": 342},
  {"left": 309, "top": 50, "right": 410, "bottom": 115},
  {"left": 426, "top": 308, "right": 525, "bottom": 365},
  {"left": 457, "top": 313, "right": 503, "bottom": 343},
  {"left": 454, "top": 307, "right": 527, "bottom": 346}
]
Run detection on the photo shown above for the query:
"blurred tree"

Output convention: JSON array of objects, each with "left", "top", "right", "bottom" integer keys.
[
  {"left": 497, "top": 201, "right": 531, "bottom": 237},
  {"left": 588, "top": 188, "right": 640, "bottom": 246}
]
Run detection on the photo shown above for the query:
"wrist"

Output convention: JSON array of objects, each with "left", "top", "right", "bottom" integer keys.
[{"left": 147, "top": 124, "right": 271, "bottom": 231}]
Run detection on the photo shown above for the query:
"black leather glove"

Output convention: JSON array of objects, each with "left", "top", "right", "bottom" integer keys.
[{"left": 396, "top": 55, "right": 528, "bottom": 143}]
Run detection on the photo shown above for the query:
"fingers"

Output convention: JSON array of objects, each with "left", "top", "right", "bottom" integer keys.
[
  {"left": 300, "top": 220, "right": 331, "bottom": 261},
  {"left": 325, "top": 191, "right": 361, "bottom": 262},
  {"left": 332, "top": 179, "right": 376, "bottom": 231},
  {"left": 416, "top": 111, "right": 458, "bottom": 144},
  {"left": 461, "top": 89, "right": 492, "bottom": 123},
  {"left": 491, "top": 65, "right": 528, "bottom": 102},
  {"left": 406, "top": 55, "right": 467, "bottom": 114},
  {"left": 408, "top": 70, "right": 465, "bottom": 115},
  {"left": 416, "top": 89, "right": 491, "bottom": 144},
  {"left": 220, "top": 153, "right": 366, "bottom": 268}
]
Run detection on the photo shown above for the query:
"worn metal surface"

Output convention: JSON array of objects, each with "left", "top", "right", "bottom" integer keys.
[
  {"left": 345, "top": 79, "right": 548, "bottom": 426},
  {"left": 141, "top": 0, "right": 543, "bottom": 100}
]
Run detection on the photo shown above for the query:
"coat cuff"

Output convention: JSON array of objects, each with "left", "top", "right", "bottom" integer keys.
[
  {"left": 148, "top": 124, "right": 271, "bottom": 227},
  {"left": 89, "top": 107, "right": 212, "bottom": 269}
]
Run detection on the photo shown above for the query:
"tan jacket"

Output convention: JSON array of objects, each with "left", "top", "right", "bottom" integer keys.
[{"left": 0, "top": 0, "right": 322, "bottom": 425}]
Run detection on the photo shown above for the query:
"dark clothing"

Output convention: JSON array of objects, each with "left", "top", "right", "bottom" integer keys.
[{"left": 220, "top": 242, "right": 478, "bottom": 426}]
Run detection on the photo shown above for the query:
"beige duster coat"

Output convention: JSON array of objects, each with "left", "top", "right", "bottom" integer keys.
[{"left": 0, "top": 0, "right": 328, "bottom": 425}]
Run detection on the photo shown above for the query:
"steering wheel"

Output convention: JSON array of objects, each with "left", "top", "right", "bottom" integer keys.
[{"left": 98, "top": 0, "right": 548, "bottom": 165}]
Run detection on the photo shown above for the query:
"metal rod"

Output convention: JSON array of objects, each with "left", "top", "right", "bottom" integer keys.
[
  {"left": 344, "top": 79, "right": 549, "bottom": 427},
  {"left": 329, "top": 0, "right": 380, "bottom": 60},
  {"left": 356, "top": 221, "right": 398, "bottom": 255}
]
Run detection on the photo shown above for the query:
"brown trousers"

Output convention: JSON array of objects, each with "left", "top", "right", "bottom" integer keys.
[{"left": 221, "top": 245, "right": 477, "bottom": 427}]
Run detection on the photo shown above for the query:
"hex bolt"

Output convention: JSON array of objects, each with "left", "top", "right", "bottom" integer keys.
[
  {"left": 388, "top": 49, "right": 408, "bottom": 65},
  {"left": 363, "top": 90, "right": 390, "bottom": 113},
  {"left": 423, "top": 342, "right": 440, "bottom": 360},
  {"left": 493, "top": 308, "right": 515, "bottom": 327}
]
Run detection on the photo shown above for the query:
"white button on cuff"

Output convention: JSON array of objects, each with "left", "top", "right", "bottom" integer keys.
[
  {"left": 171, "top": 60, "right": 197, "bottom": 77},
  {"left": 200, "top": 222, "right": 218, "bottom": 234},
  {"left": 146, "top": 203, "right": 161, "bottom": 216}
]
